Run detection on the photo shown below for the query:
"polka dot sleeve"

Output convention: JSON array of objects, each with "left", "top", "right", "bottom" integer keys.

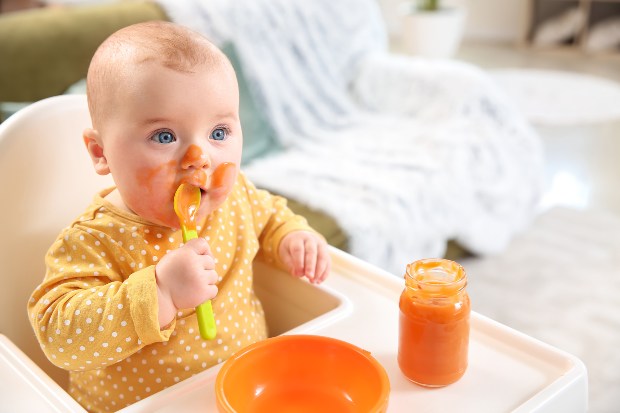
[
  {"left": 126, "top": 267, "right": 176, "bottom": 344},
  {"left": 238, "top": 173, "right": 318, "bottom": 270},
  {"left": 28, "top": 229, "right": 174, "bottom": 372}
]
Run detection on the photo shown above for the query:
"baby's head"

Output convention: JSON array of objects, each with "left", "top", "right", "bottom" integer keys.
[{"left": 83, "top": 21, "right": 242, "bottom": 228}]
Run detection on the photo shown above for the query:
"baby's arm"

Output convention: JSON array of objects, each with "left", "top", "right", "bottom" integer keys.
[
  {"left": 154, "top": 237, "right": 219, "bottom": 327},
  {"left": 28, "top": 229, "right": 216, "bottom": 372},
  {"left": 278, "top": 231, "right": 330, "bottom": 284},
  {"left": 29, "top": 233, "right": 155, "bottom": 371},
  {"left": 238, "top": 172, "right": 331, "bottom": 283}
]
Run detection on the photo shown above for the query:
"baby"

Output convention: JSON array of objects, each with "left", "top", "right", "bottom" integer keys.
[{"left": 28, "top": 21, "right": 330, "bottom": 412}]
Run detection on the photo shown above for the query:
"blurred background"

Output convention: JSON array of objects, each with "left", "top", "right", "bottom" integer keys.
[{"left": 1, "top": 0, "right": 619, "bottom": 411}]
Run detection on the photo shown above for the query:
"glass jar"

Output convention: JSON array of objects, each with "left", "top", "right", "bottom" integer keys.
[{"left": 398, "top": 258, "right": 470, "bottom": 387}]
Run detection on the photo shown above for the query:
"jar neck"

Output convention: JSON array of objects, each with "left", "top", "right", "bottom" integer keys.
[{"left": 404, "top": 258, "right": 467, "bottom": 298}]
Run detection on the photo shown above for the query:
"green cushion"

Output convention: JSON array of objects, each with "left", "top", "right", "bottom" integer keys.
[
  {"left": 0, "top": 1, "right": 168, "bottom": 102},
  {"left": 0, "top": 102, "right": 29, "bottom": 123},
  {"left": 220, "top": 43, "right": 281, "bottom": 165}
]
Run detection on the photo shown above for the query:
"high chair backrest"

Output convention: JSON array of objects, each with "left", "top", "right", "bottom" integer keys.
[{"left": 0, "top": 95, "right": 114, "bottom": 388}]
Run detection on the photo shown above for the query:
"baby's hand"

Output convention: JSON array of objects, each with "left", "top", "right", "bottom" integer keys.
[
  {"left": 278, "top": 231, "right": 331, "bottom": 284},
  {"left": 155, "top": 238, "right": 218, "bottom": 326}
]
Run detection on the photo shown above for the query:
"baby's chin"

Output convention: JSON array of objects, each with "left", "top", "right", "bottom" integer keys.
[
  {"left": 135, "top": 198, "right": 227, "bottom": 231},
  {"left": 126, "top": 204, "right": 179, "bottom": 229},
  {"left": 143, "top": 213, "right": 179, "bottom": 230}
]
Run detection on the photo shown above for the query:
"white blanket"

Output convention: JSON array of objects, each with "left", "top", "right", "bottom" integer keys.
[{"left": 156, "top": 0, "right": 544, "bottom": 275}]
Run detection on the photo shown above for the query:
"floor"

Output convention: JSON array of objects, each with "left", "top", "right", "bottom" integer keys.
[
  {"left": 455, "top": 42, "right": 620, "bottom": 218},
  {"left": 453, "top": 42, "right": 620, "bottom": 412}
]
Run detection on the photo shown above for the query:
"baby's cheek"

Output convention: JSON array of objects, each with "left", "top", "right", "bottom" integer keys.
[
  {"left": 141, "top": 198, "right": 178, "bottom": 227},
  {"left": 205, "top": 185, "right": 234, "bottom": 214},
  {"left": 131, "top": 170, "right": 179, "bottom": 227}
]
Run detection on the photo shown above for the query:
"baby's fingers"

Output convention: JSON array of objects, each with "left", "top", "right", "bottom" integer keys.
[
  {"left": 313, "top": 244, "right": 331, "bottom": 284},
  {"left": 200, "top": 254, "right": 216, "bottom": 271},
  {"left": 201, "top": 282, "right": 219, "bottom": 301},
  {"left": 197, "top": 269, "right": 219, "bottom": 302},
  {"left": 303, "top": 239, "right": 317, "bottom": 280},
  {"left": 185, "top": 237, "right": 213, "bottom": 256},
  {"left": 283, "top": 237, "right": 305, "bottom": 277}
]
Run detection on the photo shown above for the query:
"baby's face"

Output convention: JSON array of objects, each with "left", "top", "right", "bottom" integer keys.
[{"left": 95, "top": 61, "right": 242, "bottom": 228}]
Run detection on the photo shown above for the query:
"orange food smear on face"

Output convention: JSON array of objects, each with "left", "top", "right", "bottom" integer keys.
[
  {"left": 132, "top": 160, "right": 178, "bottom": 225},
  {"left": 133, "top": 142, "right": 237, "bottom": 229},
  {"left": 136, "top": 160, "right": 176, "bottom": 188},
  {"left": 211, "top": 162, "right": 236, "bottom": 188},
  {"left": 398, "top": 260, "right": 470, "bottom": 387},
  {"left": 181, "top": 144, "right": 207, "bottom": 169},
  {"left": 174, "top": 162, "right": 236, "bottom": 231}
]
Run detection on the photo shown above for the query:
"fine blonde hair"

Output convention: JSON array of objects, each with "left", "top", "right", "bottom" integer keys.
[{"left": 86, "top": 21, "right": 231, "bottom": 129}]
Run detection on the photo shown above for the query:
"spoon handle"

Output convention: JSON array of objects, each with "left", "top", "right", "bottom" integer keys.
[{"left": 196, "top": 301, "right": 217, "bottom": 340}]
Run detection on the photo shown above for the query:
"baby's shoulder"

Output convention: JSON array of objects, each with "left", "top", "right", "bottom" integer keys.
[
  {"left": 51, "top": 202, "right": 124, "bottom": 247},
  {"left": 228, "top": 171, "right": 254, "bottom": 202},
  {"left": 233, "top": 171, "right": 273, "bottom": 201}
]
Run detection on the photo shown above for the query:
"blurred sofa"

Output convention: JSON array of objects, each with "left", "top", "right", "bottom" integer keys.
[{"left": 0, "top": 0, "right": 353, "bottom": 251}]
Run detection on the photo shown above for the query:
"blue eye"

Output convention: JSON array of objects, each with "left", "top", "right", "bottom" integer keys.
[
  {"left": 152, "top": 131, "right": 175, "bottom": 144},
  {"left": 211, "top": 128, "right": 227, "bottom": 141}
]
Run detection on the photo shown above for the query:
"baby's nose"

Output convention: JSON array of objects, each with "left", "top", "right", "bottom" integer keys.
[{"left": 181, "top": 144, "right": 210, "bottom": 169}]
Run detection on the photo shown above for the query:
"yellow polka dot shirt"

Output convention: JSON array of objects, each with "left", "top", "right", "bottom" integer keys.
[{"left": 28, "top": 172, "right": 314, "bottom": 412}]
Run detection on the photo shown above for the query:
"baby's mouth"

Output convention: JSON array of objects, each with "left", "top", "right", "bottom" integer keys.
[{"left": 181, "top": 171, "right": 209, "bottom": 194}]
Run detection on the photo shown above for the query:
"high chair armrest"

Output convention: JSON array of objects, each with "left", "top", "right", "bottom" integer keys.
[{"left": 0, "top": 334, "right": 86, "bottom": 412}]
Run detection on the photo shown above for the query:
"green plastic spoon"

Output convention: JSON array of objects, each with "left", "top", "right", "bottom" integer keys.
[{"left": 174, "top": 183, "right": 217, "bottom": 340}]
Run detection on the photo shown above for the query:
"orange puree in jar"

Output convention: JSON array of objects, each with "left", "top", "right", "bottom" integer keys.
[{"left": 398, "top": 259, "right": 470, "bottom": 387}]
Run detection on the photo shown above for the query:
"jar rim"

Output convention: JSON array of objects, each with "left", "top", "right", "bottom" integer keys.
[{"left": 404, "top": 258, "right": 467, "bottom": 293}]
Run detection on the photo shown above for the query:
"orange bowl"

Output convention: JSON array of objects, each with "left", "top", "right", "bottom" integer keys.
[{"left": 215, "top": 335, "right": 390, "bottom": 413}]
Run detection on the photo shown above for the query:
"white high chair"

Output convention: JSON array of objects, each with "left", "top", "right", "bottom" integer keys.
[
  {"left": 0, "top": 95, "right": 113, "bottom": 395},
  {"left": 0, "top": 95, "right": 347, "bottom": 412}
]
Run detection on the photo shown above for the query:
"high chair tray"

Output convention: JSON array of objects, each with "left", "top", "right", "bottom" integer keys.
[{"left": 119, "top": 247, "right": 587, "bottom": 413}]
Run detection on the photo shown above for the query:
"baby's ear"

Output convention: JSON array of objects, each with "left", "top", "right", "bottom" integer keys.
[{"left": 83, "top": 128, "right": 110, "bottom": 175}]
